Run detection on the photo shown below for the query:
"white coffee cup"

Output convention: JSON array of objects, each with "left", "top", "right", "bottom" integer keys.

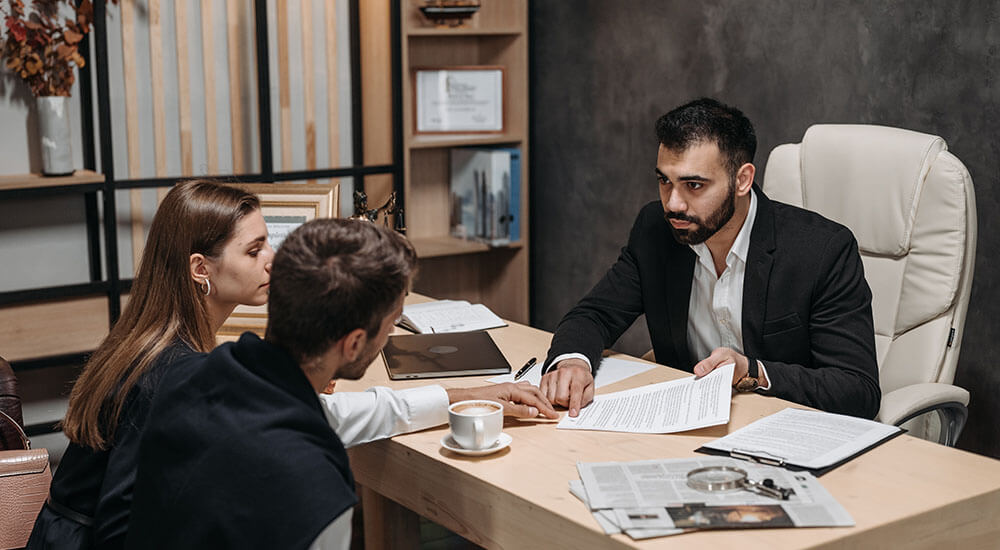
[{"left": 448, "top": 400, "right": 503, "bottom": 450}]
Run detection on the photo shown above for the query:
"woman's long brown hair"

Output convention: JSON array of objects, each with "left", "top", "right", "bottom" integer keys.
[{"left": 62, "top": 180, "right": 260, "bottom": 450}]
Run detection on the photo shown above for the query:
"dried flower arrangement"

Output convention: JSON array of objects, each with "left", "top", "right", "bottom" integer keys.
[{"left": 1, "top": 0, "right": 115, "bottom": 97}]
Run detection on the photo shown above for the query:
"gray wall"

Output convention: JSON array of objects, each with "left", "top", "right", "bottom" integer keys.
[{"left": 529, "top": 1, "right": 1000, "bottom": 458}]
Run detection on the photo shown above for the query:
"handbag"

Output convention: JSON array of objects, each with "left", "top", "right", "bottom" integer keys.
[{"left": 0, "top": 410, "right": 51, "bottom": 550}]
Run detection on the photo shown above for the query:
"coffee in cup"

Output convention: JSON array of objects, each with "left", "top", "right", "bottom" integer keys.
[{"left": 448, "top": 400, "right": 503, "bottom": 450}]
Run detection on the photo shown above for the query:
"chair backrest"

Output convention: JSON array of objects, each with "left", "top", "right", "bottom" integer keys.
[
  {"left": 0, "top": 356, "right": 24, "bottom": 450},
  {"left": 762, "top": 124, "right": 976, "bottom": 395}
]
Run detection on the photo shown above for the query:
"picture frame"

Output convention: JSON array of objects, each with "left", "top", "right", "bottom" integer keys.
[
  {"left": 414, "top": 66, "right": 505, "bottom": 134},
  {"left": 219, "top": 182, "right": 340, "bottom": 337}
]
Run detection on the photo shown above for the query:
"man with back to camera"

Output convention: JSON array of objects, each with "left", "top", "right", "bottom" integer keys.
[
  {"left": 539, "top": 98, "right": 880, "bottom": 419},
  {"left": 126, "top": 219, "right": 557, "bottom": 549}
]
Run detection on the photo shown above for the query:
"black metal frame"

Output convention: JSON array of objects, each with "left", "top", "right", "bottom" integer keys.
[{"left": 4, "top": 0, "right": 403, "bottom": 376}]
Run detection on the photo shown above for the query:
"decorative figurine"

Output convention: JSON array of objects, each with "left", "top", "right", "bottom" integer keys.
[
  {"left": 350, "top": 190, "right": 406, "bottom": 234},
  {"left": 418, "top": 0, "right": 481, "bottom": 28}
]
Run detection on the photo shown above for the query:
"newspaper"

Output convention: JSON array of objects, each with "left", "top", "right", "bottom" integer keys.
[
  {"left": 570, "top": 457, "right": 853, "bottom": 539},
  {"left": 557, "top": 363, "right": 733, "bottom": 433},
  {"left": 569, "top": 480, "right": 684, "bottom": 539}
]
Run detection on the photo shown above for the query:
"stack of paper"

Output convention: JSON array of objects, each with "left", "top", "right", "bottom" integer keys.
[
  {"left": 571, "top": 457, "right": 854, "bottom": 541},
  {"left": 398, "top": 300, "right": 506, "bottom": 334},
  {"left": 556, "top": 363, "right": 735, "bottom": 434}
]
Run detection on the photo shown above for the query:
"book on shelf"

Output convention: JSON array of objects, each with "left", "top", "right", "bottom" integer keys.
[
  {"left": 449, "top": 147, "right": 521, "bottom": 246},
  {"left": 398, "top": 300, "right": 507, "bottom": 334}
]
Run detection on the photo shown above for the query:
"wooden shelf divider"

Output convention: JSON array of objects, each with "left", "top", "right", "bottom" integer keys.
[
  {"left": 409, "top": 132, "right": 525, "bottom": 150},
  {"left": 407, "top": 27, "right": 521, "bottom": 37},
  {"left": 0, "top": 170, "right": 104, "bottom": 193}
]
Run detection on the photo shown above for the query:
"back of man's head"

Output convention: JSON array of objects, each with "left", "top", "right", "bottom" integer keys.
[
  {"left": 655, "top": 98, "right": 757, "bottom": 177},
  {"left": 266, "top": 218, "right": 417, "bottom": 363}
]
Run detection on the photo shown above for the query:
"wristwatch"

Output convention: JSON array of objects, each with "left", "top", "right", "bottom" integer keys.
[{"left": 734, "top": 357, "right": 760, "bottom": 392}]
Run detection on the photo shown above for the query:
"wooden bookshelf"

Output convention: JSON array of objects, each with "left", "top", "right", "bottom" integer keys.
[
  {"left": 0, "top": 170, "right": 104, "bottom": 193},
  {"left": 400, "top": 0, "right": 530, "bottom": 323}
]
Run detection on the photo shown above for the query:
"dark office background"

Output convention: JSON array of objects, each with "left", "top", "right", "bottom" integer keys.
[{"left": 528, "top": 1, "right": 1000, "bottom": 458}]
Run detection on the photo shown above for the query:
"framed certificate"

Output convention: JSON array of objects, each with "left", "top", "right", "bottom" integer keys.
[
  {"left": 219, "top": 182, "right": 339, "bottom": 337},
  {"left": 414, "top": 66, "right": 505, "bottom": 133}
]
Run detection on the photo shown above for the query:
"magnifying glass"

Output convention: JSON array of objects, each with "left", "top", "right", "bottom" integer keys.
[{"left": 686, "top": 466, "right": 795, "bottom": 500}]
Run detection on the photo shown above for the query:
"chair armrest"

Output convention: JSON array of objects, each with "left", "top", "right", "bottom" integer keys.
[
  {"left": 877, "top": 383, "right": 970, "bottom": 426},
  {"left": 877, "top": 383, "right": 970, "bottom": 446}
]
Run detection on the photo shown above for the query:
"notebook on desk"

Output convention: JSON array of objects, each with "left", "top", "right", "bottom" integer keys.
[{"left": 382, "top": 332, "right": 511, "bottom": 380}]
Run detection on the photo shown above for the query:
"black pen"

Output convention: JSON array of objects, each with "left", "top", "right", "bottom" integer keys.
[{"left": 513, "top": 357, "right": 538, "bottom": 381}]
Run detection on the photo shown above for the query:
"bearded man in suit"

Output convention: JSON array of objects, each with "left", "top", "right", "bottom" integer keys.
[{"left": 540, "top": 98, "right": 880, "bottom": 419}]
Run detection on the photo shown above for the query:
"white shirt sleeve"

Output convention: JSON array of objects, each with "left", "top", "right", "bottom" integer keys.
[
  {"left": 756, "top": 361, "right": 772, "bottom": 391},
  {"left": 309, "top": 509, "right": 353, "bottom": 550},
  {"left": 317, "top": 385, "right": 450, "bottom": 448},
  {"left": 546, "top": 352, "right": 593, "bottom": 373}
]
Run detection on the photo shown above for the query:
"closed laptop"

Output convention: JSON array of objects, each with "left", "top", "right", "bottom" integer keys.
[{"left": 382, "top": 332, "right": 511, "bottom": 380}]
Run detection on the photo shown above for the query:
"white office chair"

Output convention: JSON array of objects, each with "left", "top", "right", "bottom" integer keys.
[{"left": 762, "top": 124, "right": 976, "bottom": 446}]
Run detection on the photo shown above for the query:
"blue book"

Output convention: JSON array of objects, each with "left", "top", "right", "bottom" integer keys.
[{"left": 498, "top": 147, "right": 521, "bottom": 243}]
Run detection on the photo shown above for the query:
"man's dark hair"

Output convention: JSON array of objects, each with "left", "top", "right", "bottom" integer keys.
[
  {"left": 655, "top": 98, "right": 756, "bottom": 177},
  {"left": 266, "top": 218, "right": 417, "bottom": 362}
]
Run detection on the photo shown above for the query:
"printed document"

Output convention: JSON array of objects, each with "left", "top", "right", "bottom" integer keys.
[
  {"left": 701, "top": 407, "right": 902, "bottom": 470},
  {"left": 398, "top": 300, "right": 506, "bottom": 333},
  {"left": 488, "top": 356, "right": 657, "bottom": 389},
  {"left": 556, "top": 363, "right": 734, "bottom": 433}
]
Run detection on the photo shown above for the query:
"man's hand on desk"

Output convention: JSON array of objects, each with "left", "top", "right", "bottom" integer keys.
[
  {"left": 692, "top": 347, "right": 769, "bottom": 388},
  {"left": 446, "top": 383, "right": 559, "bottom": 419},
  {"left": 539, "top": 359, "right": 595, "bottom": 418}
]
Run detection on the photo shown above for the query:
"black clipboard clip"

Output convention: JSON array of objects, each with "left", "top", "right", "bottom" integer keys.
[{"left": 729, "top": 448, "right": 787, "bottom": 468}]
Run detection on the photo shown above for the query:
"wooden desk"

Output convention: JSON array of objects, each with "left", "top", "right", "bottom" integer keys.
[{"left": 336, "top": 316, "right": 1000, "bottom": 549}]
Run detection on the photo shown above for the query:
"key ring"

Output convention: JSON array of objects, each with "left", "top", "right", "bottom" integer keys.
[{"left": 686, "top": 466, "right": 795, "bottom": 500}]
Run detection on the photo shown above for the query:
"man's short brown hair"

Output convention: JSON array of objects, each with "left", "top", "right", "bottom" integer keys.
[{"left": 266, "top": 218, "right": 417, "bottom": 362}]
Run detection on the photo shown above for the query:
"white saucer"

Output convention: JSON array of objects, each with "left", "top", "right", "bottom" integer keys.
[{"left": 440, "top": 432, "right": 512, "bottom": 456}]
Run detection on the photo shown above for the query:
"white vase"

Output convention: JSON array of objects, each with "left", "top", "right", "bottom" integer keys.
[{"left": 36, "top": 96, "right": 74, "bottom": 176}]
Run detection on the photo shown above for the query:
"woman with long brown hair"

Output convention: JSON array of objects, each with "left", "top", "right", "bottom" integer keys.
[{"left": 28, "top": 180, "right": 273, "bottom": 548}]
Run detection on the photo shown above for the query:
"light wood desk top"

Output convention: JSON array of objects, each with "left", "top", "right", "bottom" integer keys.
[{"left": 336, "top": 300, "right": 1000, "bottom": 549}]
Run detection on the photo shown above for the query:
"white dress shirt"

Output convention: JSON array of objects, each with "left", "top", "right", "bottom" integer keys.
[
  {"left": 552, "top": 189, "right": 768, "bottom": 388},
  {"left": 686, "top": 189, "right": 757, "bottom": 361},
  {"left": 311, "top": 384, "right": 450, "bottom": 548},
  {"left": 318, "top": 384, "right": 450, "bottom": 448}
]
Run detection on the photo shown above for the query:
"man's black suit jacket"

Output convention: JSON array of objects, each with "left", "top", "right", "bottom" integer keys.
[{"left": 544, "top": 188, "right": 881, "bottom": 419}]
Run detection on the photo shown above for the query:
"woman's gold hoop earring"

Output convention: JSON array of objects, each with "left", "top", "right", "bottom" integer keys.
[{"left": 201, "top": 279, "right": 212, "bottom": 296}]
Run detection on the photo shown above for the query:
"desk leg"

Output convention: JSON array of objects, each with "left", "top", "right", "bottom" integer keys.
[{"left": 360, "top": 484, "right": 420, "bottom": 550}]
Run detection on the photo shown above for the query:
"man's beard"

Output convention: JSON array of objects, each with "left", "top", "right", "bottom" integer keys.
[
  {"left": 335, "top": 337, "right": 383, "bottom": 381},
  {"left": 664, "top": 181, "right": 737, "bottom": 245}
]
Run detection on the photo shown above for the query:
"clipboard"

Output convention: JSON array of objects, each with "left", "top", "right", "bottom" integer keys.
[
  {"left": 694, "top": 407, "right": 907, "bottom": 477},
  {"left": 694, "top": 429, "right": 905, "bottom": 477}
]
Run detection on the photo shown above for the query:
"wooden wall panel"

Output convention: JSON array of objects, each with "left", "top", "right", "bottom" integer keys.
[
  {"left": 174, "top": 0, "right": 194, "bottom": 176},
  {"left": 149, "top": 0, "right": 169, "bottom": 202},
  {"left": 226, "top": 0, "right": 247, "bottom": 173},
  {"left": 120, "top": 0, "right": 145, "bottom": 268},
  {"left": 300, "top": 0, "right": 317, "bottom": 176},
  {"left": 360, "top": 0, "right": 393, "bottom": 166},
  {"left": 324, "top": 1, "right": 340, "bottom": 167},
  {"left": 201, "top": 0, "right": 219, "bottom": 173},
  {"left": 276, "top": 0, "right": 293, "bottom": 171}
]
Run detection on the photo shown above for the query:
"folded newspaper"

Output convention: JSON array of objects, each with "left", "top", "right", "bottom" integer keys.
[{"left": 571, "top": 457, "right": 854, "bottom": 540}]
